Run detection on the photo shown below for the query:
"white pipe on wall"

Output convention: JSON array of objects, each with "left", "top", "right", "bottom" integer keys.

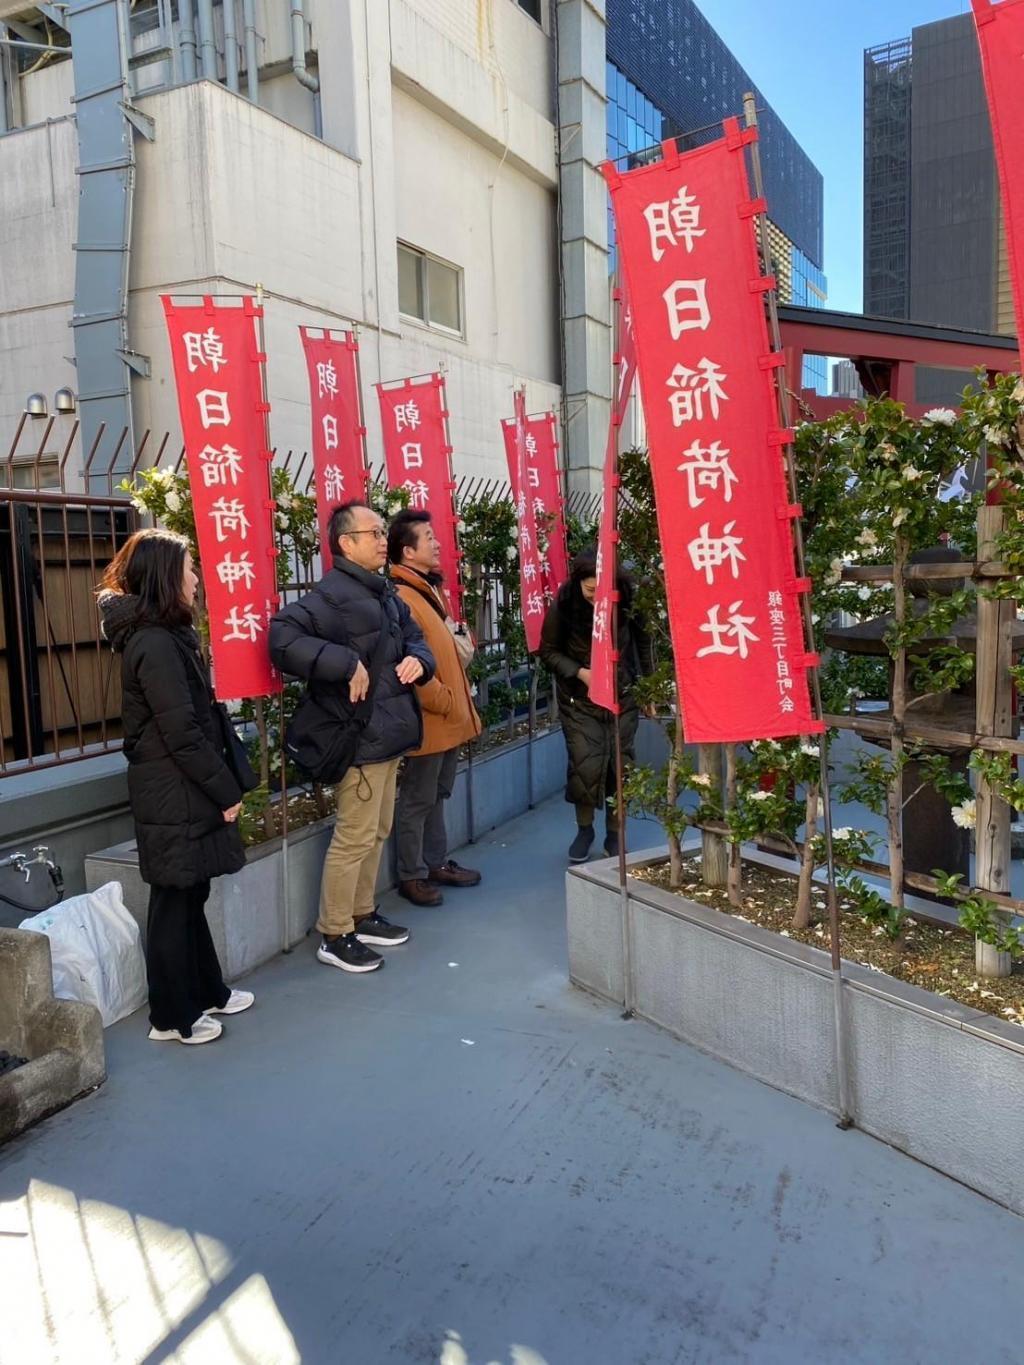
[
  {"left": 242, "top": 0, "right": 258, "bottom": 103},
  {"left": 223, "top": 0, "right": 240, "bottom": 93},
  {"left": 290, "top": 0, "right": 319, "bottom": 92}
]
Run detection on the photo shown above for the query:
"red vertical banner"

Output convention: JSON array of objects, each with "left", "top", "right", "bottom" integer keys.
[
  {"left": 602, "top": 123, "right": 820, "bottom": 743},
  {"left": 973, "top": 0, "right": 1024, "bottom": 343},
  {"left": 299, "top": 327, "right": 370, "bottom": 575},
  {"left": 501, "top": 410, "right": 569, "bottom": 595},
  {"left": 162, "top": 296, "right": 281, "bottom": 701},
  {"left": 377, "top": 374, "right": 464, "bottom": 622},
  {"left": 507, "top": 389, "right": 549, "bottom": 652},
  {"left": 590, "top": 284, "right": 639, "bottom": 714}
]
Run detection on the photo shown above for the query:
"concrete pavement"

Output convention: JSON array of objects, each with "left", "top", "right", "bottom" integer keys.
[{"left": 1, "top": 796, "right": 1022, "bottom": 1364}]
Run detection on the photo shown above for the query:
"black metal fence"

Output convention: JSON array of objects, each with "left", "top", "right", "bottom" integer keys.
[{"left": 1, "top": 421, "right": 599, "bottom": 775}]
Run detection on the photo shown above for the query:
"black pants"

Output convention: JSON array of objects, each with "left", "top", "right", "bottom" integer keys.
[{"left": 146, "top": 882, "right": 230, "bottom": 1035}]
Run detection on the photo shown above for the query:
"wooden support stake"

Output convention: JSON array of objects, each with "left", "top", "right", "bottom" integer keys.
[
  {"left": 699, "top": 742, "right": 728, "bottom": 887},
  {"left": 974, "top": 506, "right": 1014, "bottom": 976},
  {"left": 725, "top": 743, "right": 742, "bottom": 907},
  {"left": 887, "top": 538, "right": 908, "bottom": 909}
]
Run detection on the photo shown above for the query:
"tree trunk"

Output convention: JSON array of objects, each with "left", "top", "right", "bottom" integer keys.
[
  {"left": 699, "top": 743, "right": 728, "bottom": 887},
  {"left": 792, "top": 783, "right": 819, "bottom": 929},
  {"left": 725, "top": 743, "right": 742, "bottom": 907}
]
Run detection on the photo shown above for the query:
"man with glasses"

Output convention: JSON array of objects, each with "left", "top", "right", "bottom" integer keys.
[{"left": 270, "top": 502, "right": 434, "bottom": 975}]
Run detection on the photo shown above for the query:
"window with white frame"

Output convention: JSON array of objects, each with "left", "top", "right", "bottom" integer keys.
[
  {"left": 397, "top": 243, "right": 464, "bottom": 337},
  {"left": 515, "top": 0, "right": 542, "bottom": 21}
]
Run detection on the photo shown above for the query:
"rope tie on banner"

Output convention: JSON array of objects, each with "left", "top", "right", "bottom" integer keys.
[
  {"left": 723, "top": 117, "right": 758, "bottom": 151},
  {"left": 202, "top": 295, "right": 215, "bottom": 315},
  {"left": 659, "top": 137, "right": 681, "bottom": 169},
  {"left": 600, "top": 160, "right": 622, "bottom": 190},
  {"left": 242, "top": 297, "right": 262, "bottom": 318}
]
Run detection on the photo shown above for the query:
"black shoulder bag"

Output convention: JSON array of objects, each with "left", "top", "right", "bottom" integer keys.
[
  {"left": 284, "top": 617, "right": 393, "bottom": 785},
  {"left": 173, "top": 635, "right": 259, "bottom": 794}
]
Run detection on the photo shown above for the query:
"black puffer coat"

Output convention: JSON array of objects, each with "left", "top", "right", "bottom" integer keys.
[
  {"left": 100, "top": 594, "right": 245, "bottom": 889},
  {"left": 268, "top": 556, "right": 434, "bottom": 766},
  {"left": 539, "top": 587, "right": 653, "bottom": 810}
]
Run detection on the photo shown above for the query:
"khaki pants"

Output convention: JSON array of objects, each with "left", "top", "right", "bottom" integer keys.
[{"left": 317, "top": 759, "right": 400, "bottom": 938}]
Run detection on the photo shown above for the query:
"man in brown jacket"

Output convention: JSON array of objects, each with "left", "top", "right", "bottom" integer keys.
[{"left": 388, "top": 509, "right": 482, "bottom": 906}]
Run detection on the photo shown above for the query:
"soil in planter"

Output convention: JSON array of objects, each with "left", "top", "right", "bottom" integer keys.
[
  {"left": 631, "top": 857, "right": 1024, "bottom": 1029},
  {"left": 239, "top": 789, "right": 333, "bottom": 847}
]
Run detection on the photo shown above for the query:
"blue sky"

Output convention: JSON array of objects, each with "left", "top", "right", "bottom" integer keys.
[{"left": 696, "top": 0, "right": 974, "bottom": 313}]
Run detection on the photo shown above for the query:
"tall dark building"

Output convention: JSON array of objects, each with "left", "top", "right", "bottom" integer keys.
[
  {"left": 605, "top": 0, "right": 828, "bottom": 392},
  {"left": 864, "top": 15, "right": 1012, "bottom": 337}
]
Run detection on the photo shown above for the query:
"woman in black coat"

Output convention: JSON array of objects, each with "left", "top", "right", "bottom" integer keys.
[
  {"left": 539, "top": 548, "right": 654, "bottom": 864},
  {"left": 98, "top": 529, "right": 253, "bottom": 1045}
]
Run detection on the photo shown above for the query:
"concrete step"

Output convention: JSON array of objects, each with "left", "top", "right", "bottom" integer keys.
[{"left": 0, "top": 927, "right": 105, "bottom": 1144}]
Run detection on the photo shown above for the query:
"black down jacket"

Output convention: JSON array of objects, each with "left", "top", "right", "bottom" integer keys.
[
  {"left": 268, "top": 556, "right": 435, "bottom": 766},
  {"left": 539, "top": 594, "right": 652, "bottom": 810},
  {"left": 100, "top": 594, "right": 245, "bottom": 889}
]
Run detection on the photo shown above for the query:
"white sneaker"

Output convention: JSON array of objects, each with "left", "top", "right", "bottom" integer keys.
[
  {"left": 206, "top": 989, "right": 255, "bottom": 1016},
  {"left": 148, "top": 1014, "right": 223, "bottom": 1045}
]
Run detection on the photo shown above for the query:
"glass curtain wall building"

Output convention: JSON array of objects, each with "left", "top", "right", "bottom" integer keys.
[{"left": 605, "top": 0, "right": 829, "bottom": 390}]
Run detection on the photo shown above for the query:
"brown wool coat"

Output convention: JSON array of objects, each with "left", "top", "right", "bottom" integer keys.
[{"left": 390, "top": 564, "right": 481, "bottom": 756}]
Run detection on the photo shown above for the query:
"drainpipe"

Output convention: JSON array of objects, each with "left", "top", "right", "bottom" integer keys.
[
  {"left": 290, "top": 0, "right": 319, "bottom": 92},
  {"left": 179, "top": 0, "right": 198, "bottom": 81},
  {"left": 242, "top": 0, "right": 258, "bottom": 102},
  {"left": 196, "top": 0, "right": 218, "bottom": 80},
  {"left": 0, "top": 28, "right": 9, "bottom": 134},
  {"left": 223, "top": 0, "right": 239, "bottom": 93}
]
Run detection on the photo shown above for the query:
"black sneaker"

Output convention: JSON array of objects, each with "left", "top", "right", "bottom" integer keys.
[
  {"left": 317, "top": 933, "right": 383, "bottom": 973},
  {"left": 568, "top": 826, "right": 595, "bottom": 863},
  {"left": 355, "top": 912, "right": 410, "bottom": 947},
  {"left": 604, "top": 832, "right": 620, "bottom": 858}
]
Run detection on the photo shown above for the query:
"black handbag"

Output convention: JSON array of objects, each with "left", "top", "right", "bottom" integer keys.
[
  {"left": 215, "top": 703, "right": 260, "bottom": 794},
  {"left": 285, "top": 616, "right": 394, "bottom": 785},
  {"left": 0, "top": 847, "right": 64, "bottom": 927}
]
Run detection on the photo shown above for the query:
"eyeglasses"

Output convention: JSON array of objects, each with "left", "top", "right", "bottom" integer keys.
[{"left": 344, "top": 528, "right": 386, "bottom": 540}]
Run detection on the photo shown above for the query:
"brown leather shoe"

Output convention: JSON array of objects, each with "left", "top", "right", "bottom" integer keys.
[
  {"left": 427, "top": 860, "right": 482, "bottom": 888},
  {"left": 398, "top": 879, "right": 444, "bottom": 907}
]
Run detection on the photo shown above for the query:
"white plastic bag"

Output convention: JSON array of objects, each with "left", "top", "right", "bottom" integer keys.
[{"left": 21, "top": 881, "right": 147, "bottom": 1027}]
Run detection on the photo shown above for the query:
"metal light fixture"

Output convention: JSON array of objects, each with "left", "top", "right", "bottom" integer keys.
[
  {"left": 25, "top": 393, "right": 48, "bottom": 418},
  {"left": 54, "top": 387, "right": 77, "bottom": 414}
]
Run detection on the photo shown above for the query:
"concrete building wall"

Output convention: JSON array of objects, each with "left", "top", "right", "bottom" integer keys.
[{"left": 0, "top": 1, "right": 578, "bottom": 486}]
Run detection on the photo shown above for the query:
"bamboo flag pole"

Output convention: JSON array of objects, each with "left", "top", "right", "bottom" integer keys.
[{"left": 741, "top": 95, "right": 852, "bottom": 1127}]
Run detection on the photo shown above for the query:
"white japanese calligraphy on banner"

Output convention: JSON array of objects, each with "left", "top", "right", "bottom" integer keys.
[
  {"left": 164, "top": 296, "right": 281, "bottom": 700},
  {"left": 602, "top": 122, "right": 820, "bottom": 741}
]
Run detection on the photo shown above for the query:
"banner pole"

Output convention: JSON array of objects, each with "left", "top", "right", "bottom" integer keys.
[
  {"left": 742, "top": 94, "right": 852, "bottom": 1128},
  {"left": 254, "top": 282, "right": 293, "bottom": 956},
  {"left": 608, "top": 287, "right": 634, "bottom": 1020},
  {"left": 349, "top": 326, "right": 372, "bottom": 495}
]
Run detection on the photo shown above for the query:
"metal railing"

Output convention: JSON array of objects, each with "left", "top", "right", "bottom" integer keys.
[{"left": 1, "top": 422, "right": 600, "bottom": 776}]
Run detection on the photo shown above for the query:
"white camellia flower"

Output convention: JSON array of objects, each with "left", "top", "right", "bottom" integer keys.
[
  {"left": 131, "top": 495, "right": 146, "bottom": 514},
  {"left": 277, "top": 493, "right": 293, "bottom": 510},
  {"left": 832, "top": 827, "right": 852, "bottom": 841},
  {"left": 165, "top": 490, "right": 182, "bottom": 513},
  {"left": 901, "top": 465, "right": 923, "bottom": 481},
  {"left": 690, "top": 773, "right": 713, "bottom": 788},
  {"left": 855, "top": 528, "right": 877, "bottom": 547},
  {"left": 857, "top": 585, "right": 872, "bottom": 602},
  {"left": 800, "top": 743, "right": 820, "bottom": 759},
  {"left": 877, "top": 442, "right": 897, "bottom": 461},
  {"left": 983, "top": 425, "right": 1007, "bottom": 447},
  {"left": 922, "top": 407, "right": 956, "bottom": 426},
  {"left": 892, "top": 508, "right": 909, "bottom": 527},
  {"left": 825, "top": 557, "right": 843, "bottom": 586},
  {"left": 748, "top": 790, "right": 771, "bottom": 803},
  {"left": 951, "top": 799, "right": 977, "bottom": 830},
  {"left": 505, "top": 544, "right": 517, "bottom": 563}
]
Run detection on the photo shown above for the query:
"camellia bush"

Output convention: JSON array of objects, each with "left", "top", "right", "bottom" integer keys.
[{"left": 621, "top": 376, "right": 1024, "bottom": 961}]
